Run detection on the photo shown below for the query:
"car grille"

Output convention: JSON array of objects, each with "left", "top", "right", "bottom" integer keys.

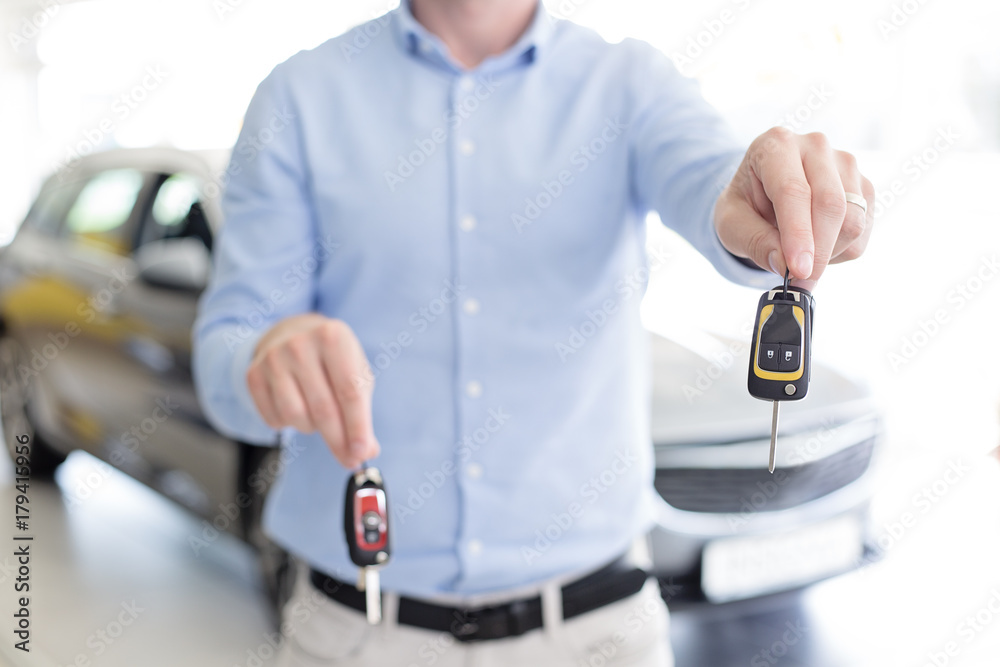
[{"left": 654, "top": 436, "right": 876, "bottom": 513}]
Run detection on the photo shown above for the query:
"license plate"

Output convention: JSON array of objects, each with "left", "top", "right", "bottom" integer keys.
[{"left": 701, "top": 515, "right": 863, "bottom": 603}]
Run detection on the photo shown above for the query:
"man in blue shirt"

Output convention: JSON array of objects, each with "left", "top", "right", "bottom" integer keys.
[{"left": 193, "top": 0, "right": 873, "bottom": 664}]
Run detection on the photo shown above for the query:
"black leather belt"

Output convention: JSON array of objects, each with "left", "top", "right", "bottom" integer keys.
[{"left": 308, "top": 555, "right": 648, "bottom": 642}]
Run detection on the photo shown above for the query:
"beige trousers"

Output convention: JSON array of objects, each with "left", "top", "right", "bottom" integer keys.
[{"left": 274, "top": 562, "right": 673, "bottom": 667}]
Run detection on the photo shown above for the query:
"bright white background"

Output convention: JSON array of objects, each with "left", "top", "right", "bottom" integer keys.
[{"left": 0, "top": 0, "right": 997, "bottom": 238}]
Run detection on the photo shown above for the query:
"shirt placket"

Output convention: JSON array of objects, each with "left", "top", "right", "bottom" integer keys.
[{"left": 449, "top": 68, "right": 489, "bottom": 580}]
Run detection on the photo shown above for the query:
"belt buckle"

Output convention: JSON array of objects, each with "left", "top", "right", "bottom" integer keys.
[
  {"left": 505, "top": 600, "right": 533, "bottom": 637},
  {"left": 448, "top": 599, "right": 535, "bottom": 642},
  {"left": 449, "top": 610, "right": 481, "bottom": 641}
]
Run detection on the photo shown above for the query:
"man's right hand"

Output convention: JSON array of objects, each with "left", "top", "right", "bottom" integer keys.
[{"left": 246, "top": 314, "right": 379, "bottom": 469}]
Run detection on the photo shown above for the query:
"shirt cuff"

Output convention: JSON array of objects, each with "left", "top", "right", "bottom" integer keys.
[{"left": 231, "top": 327, "right": 270, "bottom": 427}]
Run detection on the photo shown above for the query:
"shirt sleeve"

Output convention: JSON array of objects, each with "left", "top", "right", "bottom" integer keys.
[
  {"left": 627, "top": 41, "right": 774, "bottom": 290},
  {"left": 192, "top": 63, "right": 317, "bottom": 445}
]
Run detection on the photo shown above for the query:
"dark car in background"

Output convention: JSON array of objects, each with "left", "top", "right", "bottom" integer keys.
[{"left": 0, "top": 148, "right": 882, "bottom": 615}]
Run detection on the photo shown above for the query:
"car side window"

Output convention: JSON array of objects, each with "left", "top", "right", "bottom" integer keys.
[
  {"left": 63, "top": 168, "right": 144, "bottom": 255},
  {"left": 137, "top": 173, "right": 212, "bottom": 252},
  {"left": 22, "top": 179, "right": 81, "bottom": 237}
]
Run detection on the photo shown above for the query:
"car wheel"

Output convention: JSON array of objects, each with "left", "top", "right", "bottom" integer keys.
[
  {"left": 0, "top": 337, "right": 67, "bottom": 477},
  {"left": 241, "top": 443, "right": 295, "bottom": 624}
]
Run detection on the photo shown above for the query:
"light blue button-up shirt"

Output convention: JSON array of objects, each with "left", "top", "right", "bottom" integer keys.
[{"left": 193, "top": 1, "right": 771, "bottom": 599}]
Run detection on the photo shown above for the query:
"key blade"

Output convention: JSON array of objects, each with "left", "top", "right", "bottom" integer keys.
[
  {"left": 769, "top": 400, "right": 779, "bottom": 474},
  {"left": 365, "top": 567, "right": 381, "bottom": 625}
]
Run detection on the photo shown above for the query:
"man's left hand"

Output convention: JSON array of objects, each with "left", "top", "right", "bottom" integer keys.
[{"left": 714, "top": 128, "right": 875, "bottom": 290}]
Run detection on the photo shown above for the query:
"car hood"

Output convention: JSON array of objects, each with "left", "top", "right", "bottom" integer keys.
[{"left": 650, "top": 330, "right": 875, "bottom": 446}]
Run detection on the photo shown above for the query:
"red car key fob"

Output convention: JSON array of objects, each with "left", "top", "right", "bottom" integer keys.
[
  {"left": 344, "top": 465, "right": 390, "bottom": 624},
  {"left": 344, "top": 466, "right": 390, "bottom": 567}
]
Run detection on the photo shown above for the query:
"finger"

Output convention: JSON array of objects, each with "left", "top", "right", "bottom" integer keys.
[
  {"left": 789, "top": 277, "right": 818, "bottom": 293},
  {"left": 748, "top": 158, "right": 777, "bottom": 226},
  {"left": 829, "top": 151, "right": 867, "bottom": 261},
  {"left": 831, "top": 175, "right": 875, "bottom": 263},
  {"left": 246, "top": 363, "right": 282, "bottom": 428},
  {"left": 265, "top": 353, "right": 315, "bottom": 433},
  {"left": 319, "top": 322, "right": 380, "bottom": 466},
  {"left": 285, "top": 340, "right": 349, "bottom": 463},
  {"left": 750, "top": 129, "right": 815, "bottom": 279},
  {"left": 714, "top": 193, "right": 783, "bottom": 276},
  {"left": 800, "top": 135, "right": 847, "bottom": 281}
]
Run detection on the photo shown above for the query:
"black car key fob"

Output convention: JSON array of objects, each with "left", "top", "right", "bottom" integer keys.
[
  {"left": 748, "top": 271, "right": 814, "bottom": 472},
  {"left": 344, "top": 466, "right": 390, "bottom": 623},
  {"left": 748, "top": 273, "right": 814, "bottom": 401}
]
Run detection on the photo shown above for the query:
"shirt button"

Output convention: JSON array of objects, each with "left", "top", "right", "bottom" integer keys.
[
  {"left": 418, "top": 41, "right": 433, "bottom": 54},
  {"left": 466, "top": 381, "right": 482, "bottom": 398},
  {"left": 468, "top": 539, "right": 483, "bottom": 556},
  {"left": 459, "top": 139, "right": 476, "bottom": 156},
  {"left": 467, "top": 463, "right": 483, "bottom": 479},
  {"left": 459, "top": 215, "right": 477, "bottom": 232},
  {"left": 458, "top": 76, "right": 475, "bottom": 92},
  {"left": 463, "top": 298, "right": 480, "bottom": 315}
]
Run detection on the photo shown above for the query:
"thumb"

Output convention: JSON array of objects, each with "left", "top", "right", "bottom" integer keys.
[{"left": 715, "top": 197, "right": 785, "bottom": 277}]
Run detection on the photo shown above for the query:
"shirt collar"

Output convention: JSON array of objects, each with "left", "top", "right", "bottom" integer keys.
[{"left": 392, "top": 0, "right": 557, "bottom": 73}]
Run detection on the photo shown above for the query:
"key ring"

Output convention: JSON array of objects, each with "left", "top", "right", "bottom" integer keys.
[{"left": 782, "top": 268, "right": 790, "bottom": 298}]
